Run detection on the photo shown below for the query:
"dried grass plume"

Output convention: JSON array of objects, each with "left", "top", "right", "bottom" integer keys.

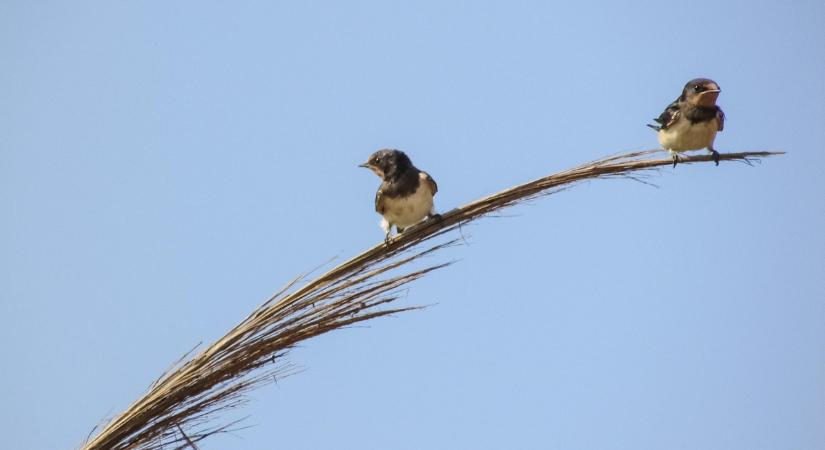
[{"left": 80, "top": 149, "right": 782, "bottom": 450}]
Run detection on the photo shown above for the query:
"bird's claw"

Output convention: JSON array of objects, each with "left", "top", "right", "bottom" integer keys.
[
  {"left": 672, "top": 153, "right": 680, "bottom": 168},
  {"left": 710, "top": 149, "right": 720, "bottom": 166},
  {"left": 427, "top": 213, "right": 443, "bottom": 222}
]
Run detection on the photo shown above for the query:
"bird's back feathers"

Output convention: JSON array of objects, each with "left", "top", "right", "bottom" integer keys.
[{"left": 648, "top": 99, "right": 681, "bottom": 131}]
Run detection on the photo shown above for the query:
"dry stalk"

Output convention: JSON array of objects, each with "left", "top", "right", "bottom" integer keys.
[{"left": 79, "top": 149, "right": 783, "bottom": 450}]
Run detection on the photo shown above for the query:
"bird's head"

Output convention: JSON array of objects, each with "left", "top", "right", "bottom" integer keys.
[
  {"left": 682, "top": 78, "right": 721, "bottom": 108},
  {"left": 359, "top": 149, "right": 413, "bottom": 180}
]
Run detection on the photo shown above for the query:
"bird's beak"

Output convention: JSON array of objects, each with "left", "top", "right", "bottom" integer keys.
[
  {"left": 358, "top": 163, "right": 371, "bottom": 169},
  {"left": 696, "top": 89, "right": 720, "bottom": 107}
]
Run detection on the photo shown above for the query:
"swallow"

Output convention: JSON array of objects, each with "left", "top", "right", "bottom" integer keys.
[
  {"left": 359, "top": 149, "right": 440, "bottom": 244},
  {"left": 647, "top": 78, "right": 725, "bottom": 167}
]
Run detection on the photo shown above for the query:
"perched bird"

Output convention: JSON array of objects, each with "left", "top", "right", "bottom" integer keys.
[
  {"left": 648, "top": 78, "right": 725, "bottom": 167},
  {"left": 359, "top": 149, "right": 439, "bottom": 244}
]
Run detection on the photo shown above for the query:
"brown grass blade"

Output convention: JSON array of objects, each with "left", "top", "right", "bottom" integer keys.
[{"left": 79, "top": 149, "right": 783, "bottom": 450}]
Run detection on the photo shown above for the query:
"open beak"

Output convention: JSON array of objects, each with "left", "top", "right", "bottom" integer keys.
[{"left": 696, "top": 89, "right": 720, "bottom": 107}]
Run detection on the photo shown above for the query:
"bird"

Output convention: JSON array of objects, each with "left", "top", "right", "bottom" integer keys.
[
  {"left": 359, "top": 149, "right": 440, "bottom": 244},
  {"left": 647, "top": 78, "right": 725, "bottom": 167}
]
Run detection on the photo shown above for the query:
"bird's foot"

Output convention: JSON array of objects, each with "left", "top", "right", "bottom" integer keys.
[
  {"left": 709, "top": 148, "right": 720, "bottom": 166},
  {"left": 671, "top": 152, "right": 680, "bottom": 168},
  {"left": 427, "top": 213, "right": 443, "bottom": 222}
]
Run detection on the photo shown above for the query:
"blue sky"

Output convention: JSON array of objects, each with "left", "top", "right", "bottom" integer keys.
[{"left": 1, "top": 1, "right": 823, "bottom": 449}]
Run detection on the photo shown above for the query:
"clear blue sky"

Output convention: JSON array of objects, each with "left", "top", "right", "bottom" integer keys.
[{"left": 1, "top": 1, "right": 823, "bottom": 449}]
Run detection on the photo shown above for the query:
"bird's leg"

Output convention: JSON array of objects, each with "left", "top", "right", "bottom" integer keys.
[
  {"left": 708, "top": 146, "right": 720, "bottom": 166},
  {"left": 669, "top": 149, "right": 680, "bottom": 168},
  {"left": 381, "top": 219, "right": 393, "bottom": 246},
  {"left": 387, "top": 226, "right": 405, "bottom": 246}
]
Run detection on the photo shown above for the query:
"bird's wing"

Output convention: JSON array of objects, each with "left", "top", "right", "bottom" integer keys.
[
  {"left": 648, "top": 100, "right": 681, "bottom": 131},
  {"left": 420, "top": 171, "right": 438, "bottom": 196},
  {"left": 374, "top": 188, "right": 385, "bottom": 214},
  {"left": 717, "top": 107, "right": 725, "bottom": 132}
]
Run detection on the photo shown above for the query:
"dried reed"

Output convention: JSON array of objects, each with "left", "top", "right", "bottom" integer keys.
[{"left": 80, "top": 149, "right": 782, "bottom": 450}]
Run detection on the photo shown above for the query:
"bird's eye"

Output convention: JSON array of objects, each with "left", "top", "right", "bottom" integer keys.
[{"left": 694, "top": 84, "right": 703, "bottom": 91}]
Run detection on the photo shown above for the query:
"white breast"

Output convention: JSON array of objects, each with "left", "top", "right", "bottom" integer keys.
[
  {"left": 380, "top": 182, "right": 434, "bottom": 230},
  {"left": 658, "top": 116, "right": 719, "bottom": 152}
]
